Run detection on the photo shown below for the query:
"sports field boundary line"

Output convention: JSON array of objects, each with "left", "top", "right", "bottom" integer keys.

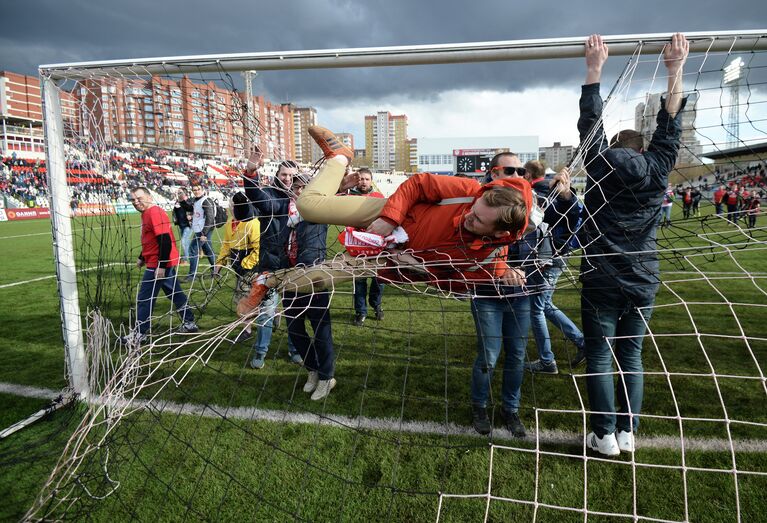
[
  {"left": 0, "top": 231, "right": 52, "bottom": 240},
  {"left": 3, "top": 381, "right": 766, "bottom": 453},
  {"left": 0, "top": 262, "right": 125, "bottom": 289}
]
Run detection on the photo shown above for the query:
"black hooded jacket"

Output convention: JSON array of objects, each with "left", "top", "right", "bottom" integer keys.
[{"left": 577, "top": 83, "right": 686, "bottom": 304}]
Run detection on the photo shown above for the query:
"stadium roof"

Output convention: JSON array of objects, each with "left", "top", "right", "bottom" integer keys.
[{"left": 702, "top": 142, "right": 767, "bottom": 160}]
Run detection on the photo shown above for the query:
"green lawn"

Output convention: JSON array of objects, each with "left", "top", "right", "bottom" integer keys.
[{"left": 1, "top": 203, "right": 766, "bottom": 521}]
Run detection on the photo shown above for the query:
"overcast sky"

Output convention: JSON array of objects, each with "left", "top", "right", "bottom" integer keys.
[{"left": 2, "top": 0, "right": 765, "bottom": 150}]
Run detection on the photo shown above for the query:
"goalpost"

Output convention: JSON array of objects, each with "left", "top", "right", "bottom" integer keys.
[
  {"left": 40, "top": 29, "right": 766, "bottom": 399},
  {"left": 31, "top": 30, "right": 767, "bottom": 521}
]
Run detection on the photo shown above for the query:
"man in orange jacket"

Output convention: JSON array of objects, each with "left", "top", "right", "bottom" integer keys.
[{"left": 237, "top": 126, "right": 533, "bottom": 316}]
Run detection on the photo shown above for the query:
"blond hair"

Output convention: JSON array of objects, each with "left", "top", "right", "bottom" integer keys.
[{"left": 482, "top": 186, "right": 528, "bottom": 233}]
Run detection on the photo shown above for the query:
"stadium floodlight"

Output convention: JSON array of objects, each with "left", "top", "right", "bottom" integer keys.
[
  {"left": 723, "top": 56, "right": 744, "bottom": 148},
  {"left": 723, "top": 56, "right": 744, "bottom": 84}
]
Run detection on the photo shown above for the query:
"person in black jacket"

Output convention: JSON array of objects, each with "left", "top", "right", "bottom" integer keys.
[
  {"left": 280, "top": 173, "right": 336, "bottom": 400},
  {"left": 691, "top": 187, "right": 702, "bottom": 217},
  {"left": 242, "top": 156, "right": 303, "bottom": 368},
  {"left": 578, "top": 33, "right": 688, "bottom": 457},
  {"left": 172, "top": 188, "right": 194, "bottom": 264},
  {"left": 523, "top": 161, "right": 586, "bottom": 374}
]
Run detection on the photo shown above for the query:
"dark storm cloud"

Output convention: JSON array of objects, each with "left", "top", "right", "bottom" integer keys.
[{"left": 1, "top": 0, "right": 764, "bottom": 106}]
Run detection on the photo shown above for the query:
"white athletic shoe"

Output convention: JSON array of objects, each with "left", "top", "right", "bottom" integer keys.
[
  {"left": 616, "top": 430, "right": 635, "bottom": 453},
  {"left": 586, "top": 432, "right": 620, "bottom": 457},
  {"left": 310, "top": 378, "right": 336, "bottom": 401},
  {"left": 303, "top": 371, "right": 320, "bottom": 393}
]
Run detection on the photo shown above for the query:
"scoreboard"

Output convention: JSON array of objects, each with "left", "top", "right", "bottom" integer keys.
[{"left": 453, "top": 148, "right": 510, "bottom": 175}]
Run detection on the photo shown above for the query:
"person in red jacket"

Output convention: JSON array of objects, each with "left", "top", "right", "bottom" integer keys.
[
  {"left": 237, "top": 126, "right": 533, "bottom": 316},
  {"left": 122, "top": 187, "right": 198, "bottom": 344},
  {"left": 713, "top": 185, "right": 726, "bottom": 215},
  {"left": 725, "top": 184, "right": 741, "bottom": 223}
]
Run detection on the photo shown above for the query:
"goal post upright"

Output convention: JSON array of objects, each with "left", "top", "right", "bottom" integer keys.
[{"left": 40, "top": 75, "right": 89, "bottom": 399}]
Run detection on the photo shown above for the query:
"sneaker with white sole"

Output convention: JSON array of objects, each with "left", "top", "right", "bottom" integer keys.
[
  {"left": 289, "top": 352, "right": 304, "bottom": 365},
  {"left": 178, "top": 321, "right": 199, "bottom": 334},
  {"left": 249, "top": 353, "right": 266, "bottom": 370},
  {"left": 303, "top": 371, "right": 319, "bottom": 393},
  {"left": 524, "top": 359, "right": 559, "bottom": 375},
  {"left": 310, "top": 378, "right": 336, "bottom": 401},
  {"left": 586, "top": 431, "right": 620, "bottom": 457},
  {"left": 616, "top": 430, "right": 635, "bottom": 452}
]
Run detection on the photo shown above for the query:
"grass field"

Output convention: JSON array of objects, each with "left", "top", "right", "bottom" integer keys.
[{"left": 1, "top": 203, "right": 766, "bottom": 522}]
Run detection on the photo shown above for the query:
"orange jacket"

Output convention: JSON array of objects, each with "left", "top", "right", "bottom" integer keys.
[{"left": 377, "top": 173, "right": 532, "bottom": 293}]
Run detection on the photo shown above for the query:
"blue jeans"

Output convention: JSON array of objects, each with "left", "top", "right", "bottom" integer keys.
[
  {"left": 353, "top": 277, "right": 384, "bottom": 315},
  {"left": 661, "top": 205, "right": 672, "bottom": 223},
  {"left": 178, "top": 226, "right": 193, "bottom": 262},
  {"left": 136, "top": 266, "right": 194, "bottom": 335},
  {"left": 283, "top": 291, "right": 335, "bottom": 380},
  {"left": 188, "top": 232, "right": 216, "bottom": 277},
  {"left": 581, "top": 288, "right": 653, "bottom": 436},
  {"left": 470, "top": 295, "right": 530, "bottom": 413},
  {"left": 530, "top": 261, "right": 585, "bottom": 363},
  {"left": 253, "top": 291, "right": 297, "bottom": 357}
]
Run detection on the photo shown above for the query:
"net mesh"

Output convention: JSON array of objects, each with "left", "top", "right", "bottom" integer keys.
[{"left": 20, "top": 36, "right": 767, "bottom": 521}]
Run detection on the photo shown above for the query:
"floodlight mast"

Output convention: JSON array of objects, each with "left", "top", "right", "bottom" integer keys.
[{"left": 723, "top": 57, "right": 744, "bottom": 148}]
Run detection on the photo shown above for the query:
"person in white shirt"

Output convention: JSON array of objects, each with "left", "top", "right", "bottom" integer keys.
[{"left": 186, "top": 184, "right": 217, "bottom": 282}]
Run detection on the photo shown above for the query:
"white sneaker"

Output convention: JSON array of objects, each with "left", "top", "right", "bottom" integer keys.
[
  {"left": 303, "top": 371, "right": 319, "bottom": 393},
  {"left": 310, "top": 378, "right": 336, "bottom": 401},
  {"left": 616, "top": 430, "right": 635, "bottom": 452},
  {"left": 586, "top": 432, "right": 620, "bottom": 457}
]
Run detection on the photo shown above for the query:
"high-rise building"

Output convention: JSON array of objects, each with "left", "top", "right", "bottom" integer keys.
[
  {"left": 287, "top": 105, "right": 320, "bottom": 164},
  {"left": 406, "top": 138, "right": 418, "bottom": 172},
  {"left": 1, "top": 70, "right": 78, "bottom": 157},
  {"left": 73, "top": 75, "right": 293, "bottom": 159},
  {"left": 635, "top": 92, "right": 702, "bottom": 165},
  {"left": 364, "top": 111, "right": 409, "bottom": 171},
  {"left": 538, "top": 142, "right": 574, "bottom": 170}
]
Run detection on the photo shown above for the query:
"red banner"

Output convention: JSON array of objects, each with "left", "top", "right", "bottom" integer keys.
[{"left": 4, "top": 208, "right": 51, "bottom": 220}]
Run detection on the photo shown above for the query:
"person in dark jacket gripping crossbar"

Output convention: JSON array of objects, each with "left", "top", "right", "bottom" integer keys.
[{"left": 578, "top": 32, "right": 689, "bottom": 457}]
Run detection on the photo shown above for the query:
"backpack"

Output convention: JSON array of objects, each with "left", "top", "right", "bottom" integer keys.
[{"left": 213, "top": 200, "right": 228, "bottom": 228}]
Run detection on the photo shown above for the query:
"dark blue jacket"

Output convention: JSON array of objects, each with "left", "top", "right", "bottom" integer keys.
[
  {"left": 294, "top": 221, "right": 329, "bottom": 267},
  {"left": 577, "top": 83, "right": 686, "bottom": 303},
  {"left": 507, "top": 179, "right": 582, "bottom": 271},
  {"left": 244, "top": 177, "right": 292, "bottom": 271}
]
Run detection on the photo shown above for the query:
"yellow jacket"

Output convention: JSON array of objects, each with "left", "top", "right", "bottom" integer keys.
[{"left": 216, "top": 218, "right": 261, "bottom": 271}]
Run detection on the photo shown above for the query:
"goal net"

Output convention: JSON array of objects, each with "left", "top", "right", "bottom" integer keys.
[{"left": 22, "top": 32, "right": 767, "bottom": 521}]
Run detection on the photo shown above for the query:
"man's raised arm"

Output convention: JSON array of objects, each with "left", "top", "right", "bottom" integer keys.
[{"left": 663, "top": 33, "right": 689, "bottom": 118}]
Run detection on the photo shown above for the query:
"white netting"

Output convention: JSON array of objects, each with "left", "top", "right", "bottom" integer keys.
[{"left": 23, "top": 35, "right": 767, "bottom": 521}]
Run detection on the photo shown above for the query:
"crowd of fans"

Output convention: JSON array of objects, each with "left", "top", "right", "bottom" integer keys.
[{"left": 1, "top": 144, "right": 244, "bottom": 209}]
